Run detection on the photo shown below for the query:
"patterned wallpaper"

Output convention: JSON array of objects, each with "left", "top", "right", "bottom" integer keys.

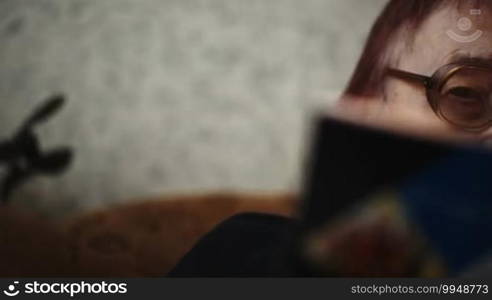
[{"left": 0, "top": 0, "right": 387, "bottom": 216}]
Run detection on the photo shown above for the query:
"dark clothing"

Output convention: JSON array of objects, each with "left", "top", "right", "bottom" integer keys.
[{"left": 168, "top": 213, "right": 299, "bottom": 277}]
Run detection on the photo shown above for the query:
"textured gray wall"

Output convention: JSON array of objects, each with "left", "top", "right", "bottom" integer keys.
[{"left": 0, "top": 0, "right": 387, "bottom": 216}]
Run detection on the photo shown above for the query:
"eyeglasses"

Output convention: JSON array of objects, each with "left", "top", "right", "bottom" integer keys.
[{"left": 387, "top": 62, "right": 492, "bottom": 132}]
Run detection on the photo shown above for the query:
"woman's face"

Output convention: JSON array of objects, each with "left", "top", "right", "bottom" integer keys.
[{"left": 366, "top": 5, "right": 492, "bottom": 144}]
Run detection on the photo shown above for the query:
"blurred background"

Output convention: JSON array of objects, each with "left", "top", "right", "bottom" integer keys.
[{"left": 0, "top": 0, "right": 386, "bottom": 217}]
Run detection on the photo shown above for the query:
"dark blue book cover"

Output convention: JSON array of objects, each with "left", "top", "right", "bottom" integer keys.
[{"left": 300, "top": 117, "right": 492, "bottom": 277}]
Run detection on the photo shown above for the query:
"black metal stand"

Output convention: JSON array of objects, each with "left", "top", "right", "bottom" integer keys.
[{"left": 0, "top": 95, "right": 73, "bottom": 204}]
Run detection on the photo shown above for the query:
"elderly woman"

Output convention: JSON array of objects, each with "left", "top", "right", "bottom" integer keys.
[{"left": 170, "top": 0, "right": 492, "bottom": 276}]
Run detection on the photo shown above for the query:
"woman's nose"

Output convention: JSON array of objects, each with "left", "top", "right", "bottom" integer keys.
[{"left": 479, "top": 128, "right": 492, "bottom": 148}]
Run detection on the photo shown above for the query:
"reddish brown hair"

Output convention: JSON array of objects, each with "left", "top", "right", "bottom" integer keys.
[{"left": 344, "top": 0, "right": 488, "bottom": 98}]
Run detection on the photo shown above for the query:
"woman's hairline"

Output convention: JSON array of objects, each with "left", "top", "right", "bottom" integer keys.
[{"left": 342, "top": 0, "right": 490, "bottom": 100}]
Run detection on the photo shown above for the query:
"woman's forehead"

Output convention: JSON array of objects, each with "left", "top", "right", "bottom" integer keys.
[{"left": 402, "top": 5, "right": 492, "bottom": 73}]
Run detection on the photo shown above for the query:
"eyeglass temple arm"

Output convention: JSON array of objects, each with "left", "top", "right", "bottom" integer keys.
[{"left": 387, "top": 68, "right": 431, "bottom": 87}]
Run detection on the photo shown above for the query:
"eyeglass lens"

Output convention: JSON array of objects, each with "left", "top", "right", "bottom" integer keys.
[{"left": 438, "top": 67, "right": 492, "bottom": 130}]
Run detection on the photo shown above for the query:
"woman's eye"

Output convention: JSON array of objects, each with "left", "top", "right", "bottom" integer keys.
[
  {"left": 448, "top": 87, "right": 483, "bottom": 101},
  {"left": 440, "top": 86, "right": 491, "bottom": 126}
]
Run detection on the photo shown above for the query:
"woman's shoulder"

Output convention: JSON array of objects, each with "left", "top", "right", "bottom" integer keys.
[{"left": 168, "top": 213, "right": 299, "bottom": 277}]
